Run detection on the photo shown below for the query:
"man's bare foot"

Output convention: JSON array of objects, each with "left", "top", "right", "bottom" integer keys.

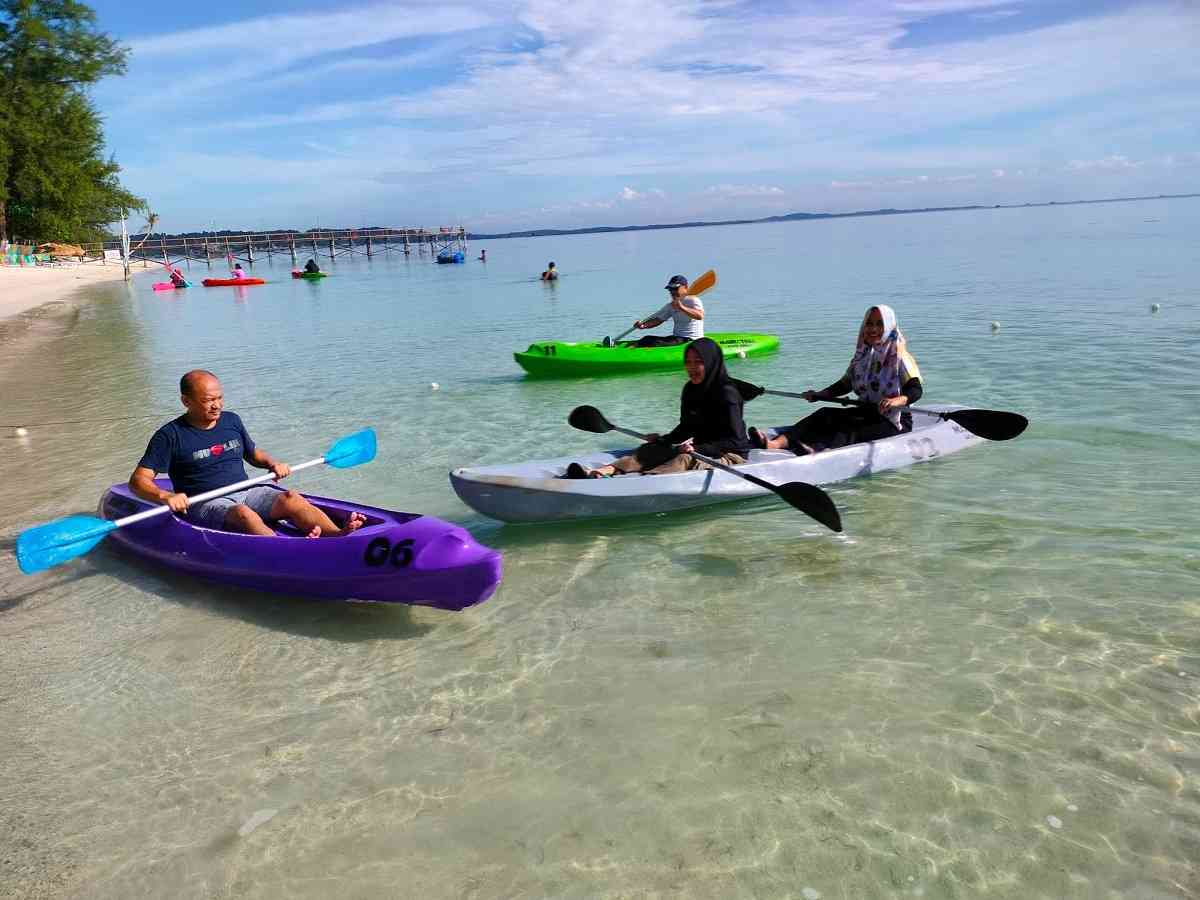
[
  {"left": 306, "top": 525, "right": 322, "bottom": 538},
  {"left": 323, "top": 511, "right": 367, "bottom": 536}
]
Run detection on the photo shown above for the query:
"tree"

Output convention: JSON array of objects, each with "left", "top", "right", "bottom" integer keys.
[{"left": 0, "top": 0, "right": 145, "bottom": 242}]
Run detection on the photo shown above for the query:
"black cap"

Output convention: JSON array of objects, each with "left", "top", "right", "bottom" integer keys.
[{"left": 664, "top": 274, "right": 688, "bottom": 289}]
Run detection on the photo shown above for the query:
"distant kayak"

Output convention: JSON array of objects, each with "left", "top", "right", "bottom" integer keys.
[
  {"left": 292, "top": 271, "right": 327, "bottom": 279},
  {"left": 153, "top": 282, "right": 189, "bottom": 291},
  {"left": 514, "top": 332, "right": 780, "bottom": 377},
  {"left": 202, "top": 277, "right": 266, "bottom": 287},
  {"left": 99, "top": 480, "right": 503, "bottom": 610}
]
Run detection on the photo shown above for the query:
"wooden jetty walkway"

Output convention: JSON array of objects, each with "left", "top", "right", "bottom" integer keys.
[
  {"left": 124, "top": 226, "right": 468, "bottom": 272},
  {"left": 50, "top": 226, "right": 469, "bottom": 276}
]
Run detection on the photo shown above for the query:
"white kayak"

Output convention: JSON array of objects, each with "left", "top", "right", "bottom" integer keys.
[{"left": 450, "top": 405, "right": 985, "bottom": 523}]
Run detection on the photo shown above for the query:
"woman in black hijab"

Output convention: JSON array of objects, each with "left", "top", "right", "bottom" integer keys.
[{"left": 572, "top": 337, "right": 751, "bottom": 477}]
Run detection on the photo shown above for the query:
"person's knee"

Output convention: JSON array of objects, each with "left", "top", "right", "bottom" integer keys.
[
  {"left": 224, "top": 504, "right": 260, "bottom": 529},
  {"left": 272, "top": 489, "right": 306, "bottom": 514}
]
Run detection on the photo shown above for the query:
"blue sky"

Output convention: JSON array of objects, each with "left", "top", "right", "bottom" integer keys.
[{"left": 86, "top": 0, "right": 1199, "bottom": 232}]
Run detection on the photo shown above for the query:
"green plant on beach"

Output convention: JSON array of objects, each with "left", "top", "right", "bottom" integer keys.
[{"left": 0, "top": 0, "right": 145, "bottom": 244}]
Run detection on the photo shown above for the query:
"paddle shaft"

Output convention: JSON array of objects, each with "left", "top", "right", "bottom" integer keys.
[
  {"left": 601, "top": 423, "right": 755, "bottom": 478},
  {"left": 760, "top": 388, "right": 943, "bottom": 417},
  {"left": 117, "top": 456, "right": 325, "bottom": 528}
]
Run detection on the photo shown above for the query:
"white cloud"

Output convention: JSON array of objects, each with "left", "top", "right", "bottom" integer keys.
[
  {"left": 705, "top": 184, "right": 785, "bottom": 198},
  {"left": 1067, "top": 155, "right": 1142, "bottom": 172},
  {"left": 619, "top": 186, "right": 665, "bottom": 202}
]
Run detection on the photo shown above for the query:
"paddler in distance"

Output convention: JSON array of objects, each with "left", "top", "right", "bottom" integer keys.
[
  {"left": 129, "top": 370, "right": 366, "bottom": 537},
  {"left": 630, "top": 274, "right": 704, "bottom": 347},
  {"left": 230, "top": 262, "right": 247, "bottom": 280},
  {"left": 540, "top": 261, "right": 557, "bottom": 280},
  {"left": 303, "top": 257, "right": 321, "bottom": 274}
]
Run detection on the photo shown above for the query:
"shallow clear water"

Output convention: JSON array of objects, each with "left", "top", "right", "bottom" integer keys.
[{"left": 2, "top": 199, "right": 1198, "bottom": 898}]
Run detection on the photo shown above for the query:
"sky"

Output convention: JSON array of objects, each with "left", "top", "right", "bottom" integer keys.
[{"left": 85, "top": 0, "right": 1200, "bottom": 233}]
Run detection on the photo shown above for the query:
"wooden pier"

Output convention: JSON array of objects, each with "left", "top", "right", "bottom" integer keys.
[{"left": 82, "top": 226, "right": 468, "bottom": 275}]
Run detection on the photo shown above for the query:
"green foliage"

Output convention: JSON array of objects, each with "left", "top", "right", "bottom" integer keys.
[{"left": 0, "top": 0, "right": 145, "bottom": 242}]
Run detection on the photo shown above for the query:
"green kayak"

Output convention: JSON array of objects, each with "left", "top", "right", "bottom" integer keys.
[{"left": 514, "top": 332, "right": 780, "bottom": 377}]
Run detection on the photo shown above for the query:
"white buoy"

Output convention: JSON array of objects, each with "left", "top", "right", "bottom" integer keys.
[
  {"left": 736, "top": 350, "right": 747, "bottom": 359},
  {"left": 1151, "top": 303, "right": 1160, "bottom": 313},
  {"left": 430, "top": 382, "right": 440, "bottom": 391},
  {"left": 990, "top": 321, "right": 1001, "bottom": 332},
  {"left": 15, "top": 427, "right": 28, "bottom": 437}
]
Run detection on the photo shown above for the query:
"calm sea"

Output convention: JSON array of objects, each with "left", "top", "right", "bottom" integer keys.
[{"left": 2, "top": 198, "right": 1198, "bottom": 898}]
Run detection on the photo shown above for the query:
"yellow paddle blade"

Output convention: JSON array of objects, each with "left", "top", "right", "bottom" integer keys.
[{"left": 689, "top": 269, "right": 716, "bottom": 296}]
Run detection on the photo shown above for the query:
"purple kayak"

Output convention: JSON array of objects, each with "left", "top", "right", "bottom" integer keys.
[{"left": 98, "top": 480, "right": 502, "bottom": 610}]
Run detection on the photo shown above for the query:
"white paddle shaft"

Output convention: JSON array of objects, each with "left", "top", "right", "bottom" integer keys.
[{"left": 114, "top": 455, "right": 326, "bottom": 528}]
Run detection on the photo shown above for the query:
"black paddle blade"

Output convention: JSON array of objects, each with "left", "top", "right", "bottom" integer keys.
[
  {"left": 731, "top": 378, "right": 765, "bottom": 401},
  {"left": 946, "top": 409, "right": 1028, "bottom": 441},
  {"left": 778, "top": 481, "right": 843, "bottom": 532},
  {"left": 568, "top": 405, "right": 614, "bottom": 434}
]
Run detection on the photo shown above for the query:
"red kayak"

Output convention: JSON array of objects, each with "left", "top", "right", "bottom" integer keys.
[{"left": 202, "top": 277, "right": 265, "bottom": 287}]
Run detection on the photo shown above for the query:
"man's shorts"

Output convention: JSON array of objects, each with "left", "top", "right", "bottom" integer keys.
[{"left": 187, "top": 485, "right": 281, "bottom": 529}]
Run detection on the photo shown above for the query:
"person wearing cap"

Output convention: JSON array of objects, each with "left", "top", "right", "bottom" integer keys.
[{"left": 631, "top": 275, "right": 704, "bottom": 347}]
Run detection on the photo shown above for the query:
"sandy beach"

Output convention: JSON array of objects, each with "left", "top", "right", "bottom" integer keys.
[{"left": 0, "top": 258, "right": 156, "bottom": 322}]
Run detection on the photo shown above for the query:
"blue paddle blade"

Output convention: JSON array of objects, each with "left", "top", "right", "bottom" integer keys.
[
  {"left": 16, "top": 515, "right": 117, "bottom": 574},
  {"left": 324, "top": 428, "right": 377, "bottom": 469}
]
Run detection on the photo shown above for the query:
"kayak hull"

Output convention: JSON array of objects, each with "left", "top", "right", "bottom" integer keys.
[
  {"left": 292, "top": 271, "right": 327, "bottom": 279},
  {"left": 450, "top": 406, "right": 982, "bottom": 523},
  {"left": 153, "top": 282, "right": 188, "bottom": 291},
  {"left": 99, "top": 481, "right": 502, "bottom": 610},
  {"left": 514, "top": 332, "right": 779, "bottom": 377},
  {"left": 202, "top": 278, "right": 265, "bottom": 286}
]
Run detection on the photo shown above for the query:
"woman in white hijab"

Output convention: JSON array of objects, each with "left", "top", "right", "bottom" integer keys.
[{"left": 750, "top": 304, "right": 923, "bottom": 454}]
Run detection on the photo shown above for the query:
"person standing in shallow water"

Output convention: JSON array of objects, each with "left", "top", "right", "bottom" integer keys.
[
  {"left": 749, "top": 304, "right": 923, "bottom": 455},
  {"left": 541, "top": 261, "right": 557, "bottom": 280},
  {"left": 570, "top": 338, "right": 750, "bottom": 477},
  {"left": 129, "top": 370, "right": 366, "bottom": 537}
]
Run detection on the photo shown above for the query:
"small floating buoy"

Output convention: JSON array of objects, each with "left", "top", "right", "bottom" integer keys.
[
  {"left": 736, "top": 350, "right": 747, "bottom": 359},
  {"left": 990, "top": 321, "right": 1001, "bottom": 332},
  {"left": 430, "top": 382, "right": 440, "bottom": 391},
  {"left": 1150, "top": 303, "right": 1160, "bottom": 313}
]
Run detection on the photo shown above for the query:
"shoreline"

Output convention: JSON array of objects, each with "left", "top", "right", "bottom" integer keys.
[{"left": 0, "top": 258, "right": 158, "bottom": 323}]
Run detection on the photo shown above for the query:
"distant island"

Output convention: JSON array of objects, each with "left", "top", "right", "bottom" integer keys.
[
  {"left": 465, "top": 192, "right": 1200, "bottom": 241},
  {"left": 125, "top": 192, "right": 1198, "bottom": 243}
]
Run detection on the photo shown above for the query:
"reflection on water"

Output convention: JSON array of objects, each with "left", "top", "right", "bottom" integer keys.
[{"left": 2, "top": 200, "right": 1199, "bottom": 898}]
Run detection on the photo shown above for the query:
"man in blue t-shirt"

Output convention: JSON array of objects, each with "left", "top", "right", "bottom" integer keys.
[{"left": 129, "top": 370, "right": 365, "bottom": 537}]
